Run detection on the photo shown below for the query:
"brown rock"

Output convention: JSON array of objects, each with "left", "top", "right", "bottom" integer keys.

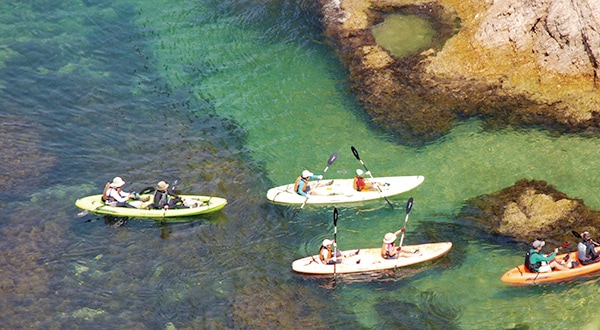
[
  {"left": 317, "top": 0, "right": 600, "bottom": 144},
  {"left": 459, "top": 179, "right": 600, "bottom": 245}
]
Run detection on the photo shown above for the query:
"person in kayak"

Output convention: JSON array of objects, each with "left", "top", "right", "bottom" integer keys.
[
  {"left": 381, "top": 231, "right": 420, "bottom": 259},
  {"left": 353, "top": 169, "right": 377, "bottom": 192},
  {"left": 526, "top": 240, "right": 568, "bottom": 272},
  {"left": 577, "top": 231, "right": 600, "bottom": 265},
  {"left": 103, "top": 176, "right": 138, "bottom": 208},
  {"left": 150, "top": 180, "right": 186, "bottom": 209},
  {"left": 294, "top": 170, "right": 325, "bottom": 197},
  {"left": 319, "top": 239, "right": 342, "bottom": 264}
]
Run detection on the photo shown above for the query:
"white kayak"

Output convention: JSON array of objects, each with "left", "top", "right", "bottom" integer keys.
[
  {"left": 292, "top": 242, "right": 452, "bottom": 275},
  {"left": 266, "top": 176, "right": 425, "bottom": 204}
]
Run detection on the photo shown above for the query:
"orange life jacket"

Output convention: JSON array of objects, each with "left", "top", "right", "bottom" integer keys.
[
  {"left": 319, "top": 245, "right": 332, "bottom": 262},
  {"left": 293, "top": 176, "right": 308, "bottom": 194}
]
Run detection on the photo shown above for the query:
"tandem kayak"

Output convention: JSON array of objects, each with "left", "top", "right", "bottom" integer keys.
[
  {"left": 266, "top": 176, "right": 425, "bottom": 205},
  {"left": 500, "top": 247, "right": 600, "bottom": 285},
  {"left": 75, "top": 194, "right": 227, "bottom": 219},
  {"left": 292, "top": 242, "right": 452, "bottom": 275}
]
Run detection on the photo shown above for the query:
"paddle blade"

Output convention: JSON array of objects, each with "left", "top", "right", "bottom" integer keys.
[
  {"left": 351, "top": 146, "right": 360, "bottom": 160},
  {"left": 328, "top": 152, "right": 339, "bottom": 166},
  {"left": 572, "top": 230, "right": 581, "bottom": 239},
  {"left": 406, "top": 197, "right": 414, "bottom": 214},
  {"left": 333, "top": 207, "right": 338, "bottom": 227}
]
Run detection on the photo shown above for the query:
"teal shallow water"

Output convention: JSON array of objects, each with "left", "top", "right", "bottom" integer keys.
[{"left": 2, "top": 0, "right": 600, "bottom": 328}]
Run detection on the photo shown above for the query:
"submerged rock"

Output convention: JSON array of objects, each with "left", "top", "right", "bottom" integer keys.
[
  {"left": 317, "top": 0, "right": 600, "bottom": 144},
  {"left": 459, "top": 179, "right": 600, "bottom": 245}
]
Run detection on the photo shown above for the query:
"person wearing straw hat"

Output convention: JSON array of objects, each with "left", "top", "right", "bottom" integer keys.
[
  {"left": 150, "top": 180, "right": 186, "bottom": 209},
  {"left": 381, "top": 230, "right": 419, "bottom": 259},
  {"left": 103, "top": 176, "right": 138, "bottom": 208}
]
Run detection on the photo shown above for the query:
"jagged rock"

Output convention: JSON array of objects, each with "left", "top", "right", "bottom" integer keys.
[
  {"left": 458, "top": 179, "right": 600, "bottom": 245},
  {"left": 317, "top": 0, "right": 600, "bottom": 144}
]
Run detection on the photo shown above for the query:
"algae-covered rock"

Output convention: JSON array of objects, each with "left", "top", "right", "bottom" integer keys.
[{"left": 459, "top": 179, "right": 600, "bottom": 245}]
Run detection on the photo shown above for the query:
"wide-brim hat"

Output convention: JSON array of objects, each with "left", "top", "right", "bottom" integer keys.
[
  {"left": 110, "top": 176, "right": 126, "bottom": 188},
  {"left": 302, "top": 170, "right": 313, "bottom": 178},
  {"left": 156, "top": 181, "right": 169, "bottom": 191},
  {"left": 383, "top": 233, "right": 397, "bottom": 244}
]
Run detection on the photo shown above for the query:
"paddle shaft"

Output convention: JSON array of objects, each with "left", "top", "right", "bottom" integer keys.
[
  {"left": 350, "top": 146, "right": 394, "bottom": 209},
  {"left": 398, "top": 197, "right": 414, "bottom": 247},
  {"left": 333, "top": 208, "right": 338, "bottom": 278},
  {"left": 293, "top": 152, "right": 338, "bottom": 217},
  {"left": 572, "top": 230, "right": 600, "bottom": 246}
]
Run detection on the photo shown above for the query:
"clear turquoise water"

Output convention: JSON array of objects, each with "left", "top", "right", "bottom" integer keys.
[{"left": 2, "top": 0, "right": 600, "bottom": 328}]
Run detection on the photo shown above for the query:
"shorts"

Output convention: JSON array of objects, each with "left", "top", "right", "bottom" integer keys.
[{"left": 537, "top": 263, "right": 552, "bottom": 273}]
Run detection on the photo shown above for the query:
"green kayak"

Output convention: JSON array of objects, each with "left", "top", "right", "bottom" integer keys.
[{"left": 75, "top": 194, "right": 227, "bottom": 219}]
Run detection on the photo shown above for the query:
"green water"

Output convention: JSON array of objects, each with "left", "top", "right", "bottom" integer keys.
[
  {"left": 372, "top": 14, "right": 436, "bottom": 57},
  {"left": 3, "top": 0, "right": 600, "bottom": 328}
]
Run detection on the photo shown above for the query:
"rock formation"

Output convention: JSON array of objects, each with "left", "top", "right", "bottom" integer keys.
[{"left": 318, "top": 0, "right": 600, "bottom": 144}]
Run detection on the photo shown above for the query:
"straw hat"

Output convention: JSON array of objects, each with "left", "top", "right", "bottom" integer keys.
[
  {"left": 156, "top": 181, "right": 169, "bottom": 191},
  {"left": 383, "top": 233, "right": 397, "bottom": 244},
  {"left": 109, "top": 176, "right": 126, "bottom": 188}
]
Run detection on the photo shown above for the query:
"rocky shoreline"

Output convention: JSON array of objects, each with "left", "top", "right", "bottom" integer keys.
[
  {"left": 316, "top": 0, "right": 600, "bottom": 242},
  {"left": 318, "top": 0, "right": 600, "bottom": 144}
]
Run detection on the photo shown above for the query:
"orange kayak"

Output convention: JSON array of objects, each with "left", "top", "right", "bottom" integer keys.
[{"left": 501, "top": 248, "right": 600, "bottom": 285}]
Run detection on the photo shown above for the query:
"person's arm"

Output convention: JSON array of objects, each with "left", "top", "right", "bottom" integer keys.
[{"left": 109, "top": 189, "right": 129, "bottom": 203}]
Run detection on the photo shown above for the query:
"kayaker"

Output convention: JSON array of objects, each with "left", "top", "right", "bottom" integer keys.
[
  {"left": 353, "top": 169, "right": 377, "bottom": 192},
  {"left": 577, "top": 231, "right": 600, "bottom": 265},
  {"left": 103, "top": 176, "right": 138, "bottom": 208},
  {"left": 319, "top": 239, "right": 342, "bottom": 264},
  {"left": 526, "top": 240, "right": 568, "bottom": 272},
  {"left": 294, "top": 170, "right": 325, "bottom": 197},
  {"left": 151, "top": 180, "right": 186, "bottom": 209},
  {"left": 381, "top": 230, "right": 419, "bottom": 259}
]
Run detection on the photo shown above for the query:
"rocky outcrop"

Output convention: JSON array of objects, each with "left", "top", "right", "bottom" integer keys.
[
  {"left": 458, "top": 179, "right": 600, "bottom": 245},
  {"left": 318, "top": 0, "right": 600, "bottom": 144}
]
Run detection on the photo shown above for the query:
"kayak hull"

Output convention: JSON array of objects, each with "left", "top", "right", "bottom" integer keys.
[
  {"left": 291, "top": 242, "right": 452, "bottom": 275},
  {"left": 267, "top": 176, "right": 425, "bottom": 205},
  {"left": 500, "top": 248, "right": 600, "bottom": 285},
  {"left": 75, "top": 194, "right": 227, "bottom": 218}
]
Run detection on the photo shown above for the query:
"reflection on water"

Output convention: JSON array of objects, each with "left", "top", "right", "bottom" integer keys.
[{"left": 372, "top": 14, "right": 437, "bottom": 58}]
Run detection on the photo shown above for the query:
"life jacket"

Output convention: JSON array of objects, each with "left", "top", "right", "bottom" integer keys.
[
  {"left": 319, "top": 245, "right": 332, "bottom": 263},
  {"left": 101, "top": 182, "right": 111, "bottom": 202},
  {"left": 524, "top": 250, "right": 541, "bottom": 272},
  {"left": 293, "top": 176, "right": 308, "bottom": 194},
  {"left": 353, "top": 176, "right": 365, "bottom": 191}
]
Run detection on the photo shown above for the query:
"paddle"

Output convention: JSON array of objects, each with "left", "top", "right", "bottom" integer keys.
[
  {"left": 350, "top": 146, "right": 394, "bottom": 209},
  {"left": 333, "top": 207, "right": 339, "bottom": 278},
  {"left": 292, "top": 152, "right": 338, "bottom": 217},
  {"left": 572, "top": 230, "right": 600, "bottom": 246},
  {"left": 398, "top": 197, "right": 414, "bottom": 248}
]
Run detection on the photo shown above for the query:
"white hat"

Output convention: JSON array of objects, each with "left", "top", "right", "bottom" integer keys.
[
  {"left": 356, "top": 169, "right": 364, "bottom": 176},
  {"left": 302, "top": 170, "right": 313, "bottom": 178},
  {"left": 383, "top": 233, "right": 397, "bottom": 244},
  {"left": 322, "top": 239, "right": 333, "bottom": 247},
  {"left": 532, "top": 240, "right": 545, "bottom": 248},
  {"left": 109, "top": 176, "right": 126, "bottom": 188}
]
